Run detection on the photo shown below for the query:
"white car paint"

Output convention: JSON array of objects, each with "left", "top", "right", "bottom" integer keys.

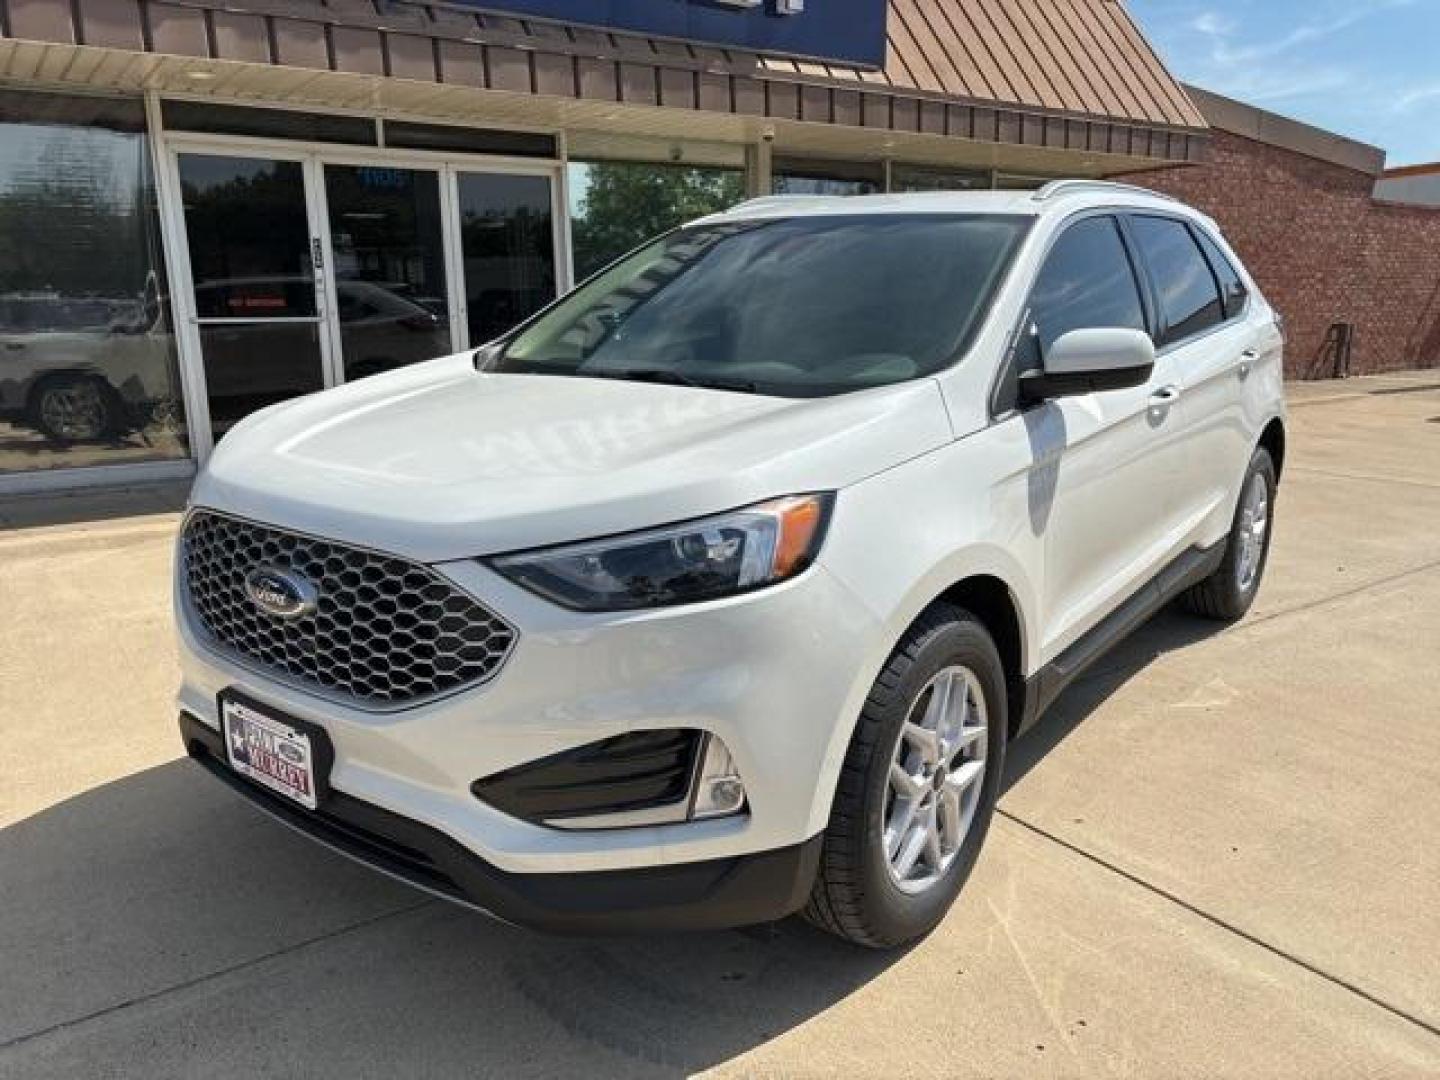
[{"left": 176, "top": 185, "right": 1285, "bottom": 882}]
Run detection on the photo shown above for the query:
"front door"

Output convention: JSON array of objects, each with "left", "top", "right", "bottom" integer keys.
[
  {"left": 170, "top": 146, "right": 562, "bottom": 456},
  {"left": 321, "top": 164, "right": 453, "bottom": 381},
  {"left": 175, "top": 152, "right": 330, "bottom": 447},
  {"left": 1017, "top": 214, "right": 1187, "bottom": 660}
]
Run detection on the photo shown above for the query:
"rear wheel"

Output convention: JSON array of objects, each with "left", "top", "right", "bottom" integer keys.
[
  {"left": 30, "top": 377, "right": 117, "bottom": 442},
  {"left": 1182, "top": 446, "right": 1277, "bottom": 621},
  {"left": 804, "top": 604, "right": 1006, "bottom": 948}
]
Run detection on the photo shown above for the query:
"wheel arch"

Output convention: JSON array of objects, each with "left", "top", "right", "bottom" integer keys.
[
  {"left": 931, "top": 575, "right": 1028, "bottom": 741},
  {"left": 1258, "top": 415, "right": 1286, "bottom": 479}
]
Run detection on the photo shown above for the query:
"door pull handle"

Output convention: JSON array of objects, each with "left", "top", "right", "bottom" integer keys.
[
  {"left": 1238, "top": 349, "right": 1258, "bottom": 380},
  {"left": 1149, "top": 385, "right": 1182, "bottom": 407}
]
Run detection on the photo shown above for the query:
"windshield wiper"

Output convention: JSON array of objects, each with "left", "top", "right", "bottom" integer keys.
[{"left": 592, "top": 368, "right": 760, "bottom": 394}]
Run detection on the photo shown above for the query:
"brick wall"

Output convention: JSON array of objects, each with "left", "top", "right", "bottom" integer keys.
[{"left": 1119, "top": 129, "right": 1440, "bottom": 378}]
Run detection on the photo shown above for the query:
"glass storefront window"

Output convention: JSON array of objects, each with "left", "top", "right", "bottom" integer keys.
[
  {"left": 457, "top": 172, "right": 556, "bottom": 345},
  {"left": 177, "top": 154, "right": 326, "bottom": 443},
  {"left": 325, "top": 164, "right": 452, "bottom": 380},
  {"left": 0, "top": 90, "right": 188, "bottom": 473},
  {"left": 994, "top": 173, "right": 1054, "bottom": 190},
  {"left": 773, "top": 159, "right": 883, "bottom": 197},
  {"left": 568, "top": 161, "right": 745, "bottom": 281},
  {"left": 892, "top": 166, "right": 991, "bottom": 193}
]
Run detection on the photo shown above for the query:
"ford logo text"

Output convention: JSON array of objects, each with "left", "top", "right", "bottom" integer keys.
[{"left": 244, "top": 566, "right": 318, "bottom": 620}]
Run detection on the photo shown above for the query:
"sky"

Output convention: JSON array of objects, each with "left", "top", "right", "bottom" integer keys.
[{"left": 1126, "top": 0, "right": 1440, "bottom": 166}]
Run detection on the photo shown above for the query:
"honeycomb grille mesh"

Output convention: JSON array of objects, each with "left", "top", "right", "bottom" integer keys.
[{"left": 181, "top": 511, "right": 515, "bottom": 706}]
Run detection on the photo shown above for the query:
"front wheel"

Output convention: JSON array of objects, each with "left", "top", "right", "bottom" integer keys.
[
  {"left": 803, "top": 604, "right": 1007, "bottom": 948},
  {"left": 1182, "top": 445, "right": 1277, "bottom": 621}
]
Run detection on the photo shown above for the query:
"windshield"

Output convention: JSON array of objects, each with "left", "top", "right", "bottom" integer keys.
[{"left": 489, "top": 213, "right": 1029, "bottom": 397}]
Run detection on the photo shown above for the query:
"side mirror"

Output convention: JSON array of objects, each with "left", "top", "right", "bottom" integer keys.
[{"left": 1018, "top": 327, "right": 1156, "bottom": 403}]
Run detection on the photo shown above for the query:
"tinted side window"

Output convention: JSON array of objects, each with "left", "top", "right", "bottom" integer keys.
[
  {"left": 999, "top": 216, "right": 1146, "bottom": 410},
  {"left": 1025, "top": 215, "right": 1146, "bottom": 358},
  {"left": 1130, "top": 216, "right": 1224, "bottom": 345},
  {"left": 1194, "top": 228, "right": 1248, "bottom": 319}
]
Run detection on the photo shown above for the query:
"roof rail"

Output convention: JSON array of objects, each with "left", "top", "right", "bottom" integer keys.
[{"left": 1031, "top": 179, "right": 1177, "bottom": 203}]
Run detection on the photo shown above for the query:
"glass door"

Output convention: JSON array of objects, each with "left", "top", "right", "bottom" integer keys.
[
  {"left": 454, "top": 171, "right": 557, "bottom": 347},
  {"left": 174, "top": 152, "right": 329, "bottom": 445},
  {"left": 321, "top": 164, "right": 453, "bottom": 380}
]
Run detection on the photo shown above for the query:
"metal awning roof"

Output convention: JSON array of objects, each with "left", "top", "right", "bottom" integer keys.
[{"left": 0, "top": 0, "right": 1205, "bottom": 162}]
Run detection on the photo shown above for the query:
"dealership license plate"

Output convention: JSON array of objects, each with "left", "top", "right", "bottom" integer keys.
[{"left": 221, "top": 696, "right": 318, "bottom": 810}]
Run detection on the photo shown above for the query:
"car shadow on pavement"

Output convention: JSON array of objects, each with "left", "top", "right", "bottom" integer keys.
[
  {"left": 4, "top": 610, "right": 1220, "bottom": 1077},
  {"left": 1, "top": 761, "right": 905, "bottom": 1077},
  {"left": 1003, "top": 607, "right": 1223, "bottom": 794}
]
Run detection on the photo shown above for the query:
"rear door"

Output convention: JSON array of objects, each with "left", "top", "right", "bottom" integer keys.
[
  {"left": 1125, "top": 215, "right": 1255, "bottom": 548},
  {"left": 1010, "top": 213, "right": 1189, "bottom": 660}
]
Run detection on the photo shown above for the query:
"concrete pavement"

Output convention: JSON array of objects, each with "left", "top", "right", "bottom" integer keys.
[{"left": 2, "top": 373, "right": 1439, "bottom": 1077}]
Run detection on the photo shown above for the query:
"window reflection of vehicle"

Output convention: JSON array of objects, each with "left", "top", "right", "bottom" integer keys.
[
  {"left": 0, "top": 289, "right": 178, "bottom": 442},
  {"left": 331, "top": 280, "right": 445, "bottom": 380},
  {"left": 196, "top": 276, "right": 446, "bottom": 433}
]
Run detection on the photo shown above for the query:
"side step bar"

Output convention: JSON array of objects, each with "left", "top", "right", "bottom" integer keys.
[{"left": 1019, "top": 541, "right": 1226, "bottom": 733}]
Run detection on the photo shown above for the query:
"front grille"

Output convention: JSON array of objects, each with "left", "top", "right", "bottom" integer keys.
[{"left": 181, "top": 510, "right": 515, "bottom": 707}]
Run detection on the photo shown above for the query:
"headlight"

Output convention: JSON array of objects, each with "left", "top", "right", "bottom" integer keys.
[{"left": 489, "top": 494, "right": 833, "bottom": 612}]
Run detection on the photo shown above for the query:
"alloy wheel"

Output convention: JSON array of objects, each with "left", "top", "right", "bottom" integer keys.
[
  {"left": 882, "top": 665, "right": 988, "bottom": 895},
  {"left": 1235, "top": 471, "right": 1270, "bottom": 593}
]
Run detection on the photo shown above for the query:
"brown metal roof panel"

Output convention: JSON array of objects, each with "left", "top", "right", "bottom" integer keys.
[
  {"left": 927, "top": 0, "right": 1018, "bottom": 103},
  {"left": 147, "top": 2, "right": 209, "bottom": 57},
  {"left": 959, "top": 0, "right": 1043, "bottom": 105},
  {"left": 1001, "top": 0, "right": 1087, "bottom": 112},
  {"left": 385, "top": 32, "right": 438, "bottom": 81},
  {"left": 7, "top": 0, "right": 78, "bottom": 44},
  {"left": 768, "top": 78, "right": 799, "bottom": 118},
  {"left": 211, "top": 11, "right": 270, "bottom": 64},
  {"left": 888, "top": 0, "right": 963, "bottom": 96},
  {"left": 1029, "top": 0, "right": 1133, "bottom": 118},
  {"left": 437, "top": 38, "right": 484, "bottom": 87},
  {"left": 577, "top": 55, "right": 619, "bottom": 99},
  {"left": 272, "top": 18, "right": 328, "bottom": 70},
  {"left": 979, "top": 0, "right": 1071, "bottom": 110},
  {"left": 1088, "top": 1, "right": 1186, "bottom": 123},
  {"left": 489, "top": 43, "right": 533, "bottom": 92},
  {"left": 78, "top": 0, "right": 144, "bottom": 50},
  {"left": 1097, "top": 2, "right": 1204, "bottom": 125},
  {"left": 657, "top": 65, "right": 695, "bottom": 109},
  {"left": 1082, "top": 2, "right": 1175, "bottom": 121},
  {"left": 900, "top": 0, "right": 993, "bottom": 99},
  {"left": 332, "top": 26, "right": 385, "bottom": 76},
  {"left": 1050, "top": 0, "right": 1156, "bottom": 122},
  {"left": 533, "top": 49, "right": 576, "bottom": 96}
]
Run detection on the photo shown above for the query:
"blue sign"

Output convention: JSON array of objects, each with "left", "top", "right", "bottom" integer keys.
[{"left": 468, "top": 1, "right": 888, "bottom": 68}]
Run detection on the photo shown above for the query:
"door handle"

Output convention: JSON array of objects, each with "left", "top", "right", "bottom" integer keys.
[
  {"left": 1149, "top": 384, "right": 1182, "bottom": 407},
  {"left": 1238, "top": 349, "right": 1258, "bottom": 380}
]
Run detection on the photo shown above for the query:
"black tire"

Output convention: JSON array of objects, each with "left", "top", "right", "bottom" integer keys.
[
  {"left": 803, "top": 603, "right": 1007, "bottom": 948},
  {"left": 1182, "top": 445, "right": 1277, "bottom": 621},
  {"left": 28, "top": 375, "right": 119, "bottom": 442}
]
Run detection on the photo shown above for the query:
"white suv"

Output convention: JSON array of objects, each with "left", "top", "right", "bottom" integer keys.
[{"left": 175, "top": 182, "right": 1285, "bottom": 947}]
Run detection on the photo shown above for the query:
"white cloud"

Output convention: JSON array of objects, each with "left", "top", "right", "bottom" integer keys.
[{"left": 1390, "top": 82, "right": 1440, "bottom": 113}]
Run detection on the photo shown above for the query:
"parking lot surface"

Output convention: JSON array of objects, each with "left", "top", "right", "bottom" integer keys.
[{"left": 2, "top": 371, "right": 1438, "bottom": 1078}]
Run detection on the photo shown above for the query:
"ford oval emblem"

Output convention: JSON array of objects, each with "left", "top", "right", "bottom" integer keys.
[{"left": 244, "top": 566, "right": 318, "bottom": 619}]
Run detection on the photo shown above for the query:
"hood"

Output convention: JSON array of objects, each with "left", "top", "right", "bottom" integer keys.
[{"left": 193, "top": 353, "right": 955, "bottom": 561}]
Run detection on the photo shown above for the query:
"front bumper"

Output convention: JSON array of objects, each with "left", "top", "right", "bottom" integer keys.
[
  {"left": 176, "top": 541, "right": 882, "bottom": 883},
  {"left": 181, "top": 712, "right": 822, "bottom": 932}
]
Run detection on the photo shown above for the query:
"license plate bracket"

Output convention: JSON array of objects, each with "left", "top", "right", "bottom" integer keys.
[{"left": 218, "top": 690, "right": 334, "bottom": 810}]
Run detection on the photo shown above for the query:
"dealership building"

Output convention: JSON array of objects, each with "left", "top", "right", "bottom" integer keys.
[{"left": 0, "top": 0, "right": 1206, "bottom": 491}]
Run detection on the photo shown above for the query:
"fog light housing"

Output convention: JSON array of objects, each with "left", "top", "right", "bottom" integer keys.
[
  {"left": 471, "top": 730, "right": 747, "bottom": 830},
  {"left": 690, "top": 736, "right": 746, "bottom": 820}
]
